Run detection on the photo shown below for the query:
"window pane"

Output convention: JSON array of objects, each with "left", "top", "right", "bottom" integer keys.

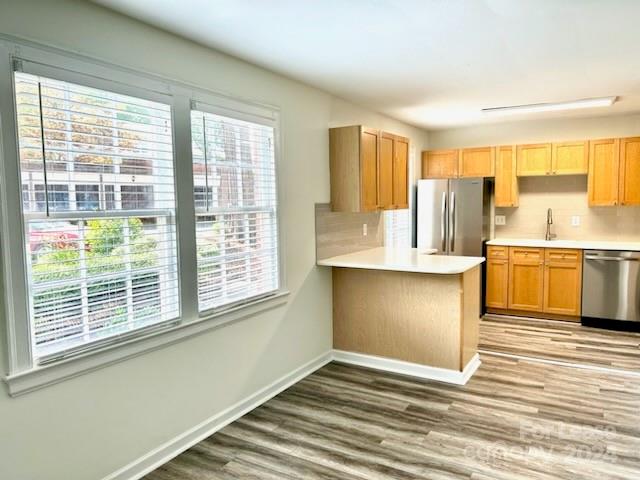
[
  {"left": 75, "top": 184, "right": 100, "bottom": 211},
  {"left": 121, "top": 185, "right": 154, "bottom": 210},
  {"left": 15, "top": 72, "right": 179, "bottom": 359},
  {"left": 191, "top": 110, "right": 279, "bottom": 311},
  {"left": 34, "top": 184, "right": 69, "bottom": 212}
]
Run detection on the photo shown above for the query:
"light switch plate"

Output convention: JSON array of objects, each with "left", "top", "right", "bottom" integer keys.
[
  {"left": 571, "top": 215, "right": 580, "bottom": 226},
  {"left": 495, "top": 215, "right": 506, "bottom": 226},
  {"left": 362, "top": 223, "right": 368, "bottom": 236}
]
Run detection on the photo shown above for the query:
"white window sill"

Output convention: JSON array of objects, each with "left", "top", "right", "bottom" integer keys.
[{"left": 3, "top": 290, "right": 290, "bottom": 397}]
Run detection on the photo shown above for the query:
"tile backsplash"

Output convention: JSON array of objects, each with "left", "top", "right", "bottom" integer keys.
[
  {"left": 315, "top": 203, "right": 383, "bottom": 260},
  {"left": 494, "top": 176, "right": 640, "bottom": 241}
]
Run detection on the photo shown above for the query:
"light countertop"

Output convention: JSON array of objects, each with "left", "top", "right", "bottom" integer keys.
[
  {"left": 317, "top": 247, "right": 485, "bottom": 274},
  {"left": 487, "top": 238, "right": 640, "bottom": 251}
]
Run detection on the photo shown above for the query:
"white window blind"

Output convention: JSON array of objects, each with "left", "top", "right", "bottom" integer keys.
[
  {"left": 14, "top": 71, "right": 179, "bottom": 360},
  {"left": 191, "top": 109, "right": 279, "bottom": 312},
  {"left": 384, "top": 209, "right": 411, "bottom": 247}
]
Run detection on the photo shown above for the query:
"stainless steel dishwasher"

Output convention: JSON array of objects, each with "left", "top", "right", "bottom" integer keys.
[{"left": 582, "top": 250, "right": 640, "bottom": 324}]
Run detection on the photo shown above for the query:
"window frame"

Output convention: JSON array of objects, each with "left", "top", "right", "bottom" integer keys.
[
  {"left": 190, "top": 100, "right": 283, "bottom": 316},
  {"left": 0, "top": 39, "right": 288, "bottom": 396}
]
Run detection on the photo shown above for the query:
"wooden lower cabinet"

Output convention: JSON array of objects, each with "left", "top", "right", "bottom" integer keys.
[
  {"left": 508, "top": 247, "right": 544, "bottom": 312},
  {"left": 485, "top": 246, "right": 509, "bottom": 309},
  {"left": 543, "top": 249, "right": 583, "bottom": 316},
  {"left": 486, "top": 258, "right": 509, "bottom": 309},
  {"left": 486, "top": 246, "right": 582, "bottom": 319}
]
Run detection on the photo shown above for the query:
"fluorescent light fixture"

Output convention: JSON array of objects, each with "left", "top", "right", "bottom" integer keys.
[{"left": 482, "top": 96, "right": 617, "bottom": 116}]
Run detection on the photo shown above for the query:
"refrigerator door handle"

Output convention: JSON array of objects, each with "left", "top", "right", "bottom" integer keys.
[
  {"left": 440, "top": 192, "right": 447, "bottom": 252},
  {"left": 449, "top": 191, "right": 456, "bottom": 253}
]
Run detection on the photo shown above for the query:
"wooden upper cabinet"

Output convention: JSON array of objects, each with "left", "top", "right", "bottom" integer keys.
[
  {"left": 495, "top": 146, "right": 519, "bottom": 207},
  {"left": 619, "top": 137, "right": 640, "bottom": 206},
  {"left": 588, "top": 138, "right": 620, "bottom": 206},
  {"left": 508, "top": 247, "right": 544, "bottom": 312},
  {"left": 459, "top": 147, "right": 495, "bottom": 177},
  {"left": 378, "top": 132, "right": 395, "bottom": 210},
  {"left": 552, "top": 141, "right": 588, "bottom": 175},
  {"left": 329, "top": 126, "right": 409, "bottom": 212},
  {"left": 422, "top": 149, "right": 459, "bottom": 178},
  {"left": 329, "top": 126, "right": 378, "bottom": 212},
  {"left": 516, "top": 143, "right": 552, "bottom": 176},
  {"left": 543, "top": 249, "right": 582, "bottom": 316},
  {"left": 360, "top": 128, "right": 380, "bottom": 211},
  {"left": 392, "top": 135, "right": 409, "bottom": 209}
]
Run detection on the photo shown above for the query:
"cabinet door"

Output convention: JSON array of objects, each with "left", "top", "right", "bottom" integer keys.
[
  {"left": 619, "top": 137, "right": 640, "bottom": 206},
  {"left": 360, "top": 128, "right": 379, "bottom": 211},
  {"left": 588, "top": 139, "right": 619, "bottom": 206},
  {"left": 516, "top": 143, "right": 552, "bottom": 176},
  {"left": 459, "top": 147, "right": 495, "bottom": 177},
  {"left": 552, "top": 141, "right": 588, "bottom": 175},
  {"left": 378, "top": 132, "right": 394, "bottom": 210},
  {"left": 486, "top": 246, "right": 509, "bottom": 309},
  {"left": 543, "top": 249, "right": 582, "bottom": 316},
  {"left": 392, "top": 136, "right": 409, "bottom": 209},
  {"left": 422, "top": 150, "right": 459, "bottom": 178},
  {"left": 508, "top": 247, "right": 544, "bottom": 312},
  {"left": 495, "top": 146, "right": 519, "bottom": 207}
]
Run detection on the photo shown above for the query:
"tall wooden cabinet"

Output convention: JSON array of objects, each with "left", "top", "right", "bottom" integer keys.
[
  {"left": 588, "top": 138, "right": 619, "bottom": 206},
  {"left": 329, "top": 126, "right": 409, "bottom": 212},
  {"left": 378, "top": 132, "right": 395, "bottom": 209},
  {"left": 588, "top": 136, "right": 640, "bottom": 206},
  {"left": 619, "top": 137, "right": 640, "bottom": 206},
  {"left": 495, "top": 146, "right": 518, "bottom": 207},
  {"left": 393, "top": 136, "right": 410, "bottom": 209}
]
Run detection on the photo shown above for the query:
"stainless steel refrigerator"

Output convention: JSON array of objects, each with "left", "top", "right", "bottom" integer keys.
[{"left": 417, "top": 178, "right": 490, "bottom": 257}]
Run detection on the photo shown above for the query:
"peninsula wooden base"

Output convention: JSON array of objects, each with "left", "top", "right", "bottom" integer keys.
[{"left": 332, "top": 266, "right": 480, "bottom": 372}]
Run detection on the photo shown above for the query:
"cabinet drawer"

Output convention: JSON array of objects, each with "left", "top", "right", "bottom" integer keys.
[
  {"left": 545, "top": 248, "right": 582, "bottom": 264},
  {"left": 510, "top": 247, "right": 543, "bottom": 263},
  {"left": 487, "top": 245, "right": 509, "bottom": 259}
]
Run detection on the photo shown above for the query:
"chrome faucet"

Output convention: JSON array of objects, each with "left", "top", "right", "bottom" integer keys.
[{"left": 545, "top": 208, "right": 556, "bottom": 241}]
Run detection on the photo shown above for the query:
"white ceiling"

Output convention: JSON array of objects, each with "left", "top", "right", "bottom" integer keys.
[{"left": 94, "top": 0, "right": 640, "bottom": 130}]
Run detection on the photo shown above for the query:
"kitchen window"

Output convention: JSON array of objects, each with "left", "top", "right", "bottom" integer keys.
[{"left": 191, "top": 107, "right": 280, "bottom": 312}]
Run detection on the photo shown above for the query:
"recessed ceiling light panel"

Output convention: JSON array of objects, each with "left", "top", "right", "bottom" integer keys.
[{"left": 481, "top": 96, "right": 617, "bottom": 116}]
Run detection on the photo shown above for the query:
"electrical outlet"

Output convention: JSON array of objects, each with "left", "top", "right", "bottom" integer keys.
[
  {"left": 362, "top": 223, "right": 368, "bottom": 236},
  {"left": 571, "top": 215, "right": 581, "bottom": 227},
  {"left": 495, "top": 215, "right": 506, "bottom": 226}
]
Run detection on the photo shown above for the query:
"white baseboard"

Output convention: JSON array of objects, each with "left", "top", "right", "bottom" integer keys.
[
  {"left": 102, "top": 350, "right": 333, "bottom": 480},
  {"left": 332, "top": 350, "right": 481, "bottom": 386},
  {"left": 103, "top": 349, "right": 481, "bottom": 480}
]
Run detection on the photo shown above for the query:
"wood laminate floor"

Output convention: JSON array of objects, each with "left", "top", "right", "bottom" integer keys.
[
  {"left": 145, "top": 355, "right": 640, "bottom": 480},
  {"left": 480, "top": 314, "right": 640, "bottom": 372}
]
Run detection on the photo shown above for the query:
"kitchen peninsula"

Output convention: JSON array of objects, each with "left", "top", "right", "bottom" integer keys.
[{"left": 318, "top": 247, "right": 485, "bottom": 384}]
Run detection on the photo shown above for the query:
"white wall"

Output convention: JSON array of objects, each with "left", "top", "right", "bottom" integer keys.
[
  {"left": 427, "top": 113, "right": 640, "bottom": 149},
  {"left": 0, "top": 1, "right": 428, "bottom": 479}
]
